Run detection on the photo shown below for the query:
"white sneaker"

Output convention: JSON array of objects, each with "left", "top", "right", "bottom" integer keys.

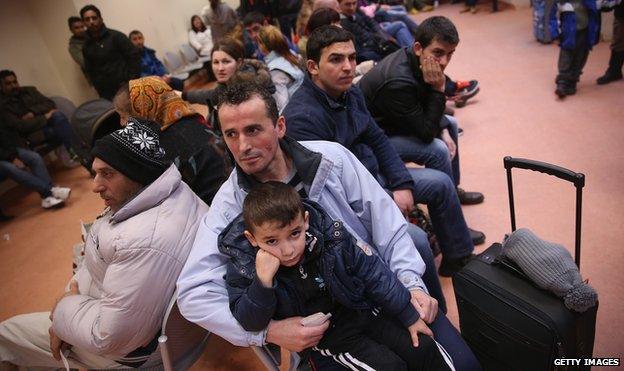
[
  {"left": 51, "top": 186, "right": 71, "bottom": 201},
  {"left": 41, "top": 196, "right": 64, "bottom": 209}
]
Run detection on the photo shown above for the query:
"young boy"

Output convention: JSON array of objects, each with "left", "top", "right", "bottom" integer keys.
[
  {"left": 219, "top": 181, "right": 454, "bottom": 370},
  {"left": 554, "top": 0, "right": 600, "bottom": 98}
]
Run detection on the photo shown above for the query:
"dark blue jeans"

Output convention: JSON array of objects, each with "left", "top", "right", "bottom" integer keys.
[
  {"left": 389, "top": 115, "right": 461, "bottom": 186},
  {"left": 408, "top": 167, "right": 474, "bottom": 260},
  {"left": 375, "top": 9, "right": 419, "bottom": 35},
  {"left": 44, "top": 111, "right": 80, "bottom": 153},
  {"left": 0, "top": 148, "right": 52, "bottom": 198}
]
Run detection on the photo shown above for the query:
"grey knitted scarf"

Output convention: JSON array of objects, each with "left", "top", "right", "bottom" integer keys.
[{"left": 502, "top": 228, "right": 597, "bottom": 312}]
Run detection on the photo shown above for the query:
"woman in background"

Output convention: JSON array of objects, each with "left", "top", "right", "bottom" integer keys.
[
  {"left": 189, "top": 15, "right": 214, "bottom": 57},
  {"left": 257, "top": 26, "right": 304, "bottom": 112}
]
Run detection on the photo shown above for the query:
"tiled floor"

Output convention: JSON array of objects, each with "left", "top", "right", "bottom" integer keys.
[{"left": 1, "top": 3, "right": 622, "bottom": 370}]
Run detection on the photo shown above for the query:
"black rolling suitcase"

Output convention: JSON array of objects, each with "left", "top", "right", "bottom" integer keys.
[{"left": 453, "top": 157, "right": 598, "bottom": 371}]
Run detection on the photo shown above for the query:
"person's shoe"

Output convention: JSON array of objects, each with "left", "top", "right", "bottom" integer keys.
[
  {"left": 41, "top": 196, "right": 64, "bottom": 209},
  {"left": 564, "top": 83, "right": 577, "bottom": 96},
  {"left": 460, "top": 6, "right": 476, "bottom": 13},
  {"left": 421, "top": 4, "right": 435, "bottom": 11},
  {"left": 452, "top": 80, "right": 480, "bottom": 107},
  {"left": 409, "top": 8, "right": 420, "bottom": 14},
  {"left": 468, "top": 227, "right": 485, "bottom": 245},
  {"left": 56, "top": 147, "right": 80, "bottom": 168},
  {"left": 439, "top": 253, "right": 476, "bottom": 277},
  {"left": 596, "top": 72, "right": 622, "bottom": 85},
  {"left": 555, "top": 82, "right": 568, "bottom": 98},
  {"left": 457, "top": 188, "right": 484, "bottom": 205},
  {"left": 51, "top": 186, "right": 71, "bottom": 201}
]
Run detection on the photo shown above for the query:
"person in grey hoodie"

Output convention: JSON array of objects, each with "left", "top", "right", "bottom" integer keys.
[{"left": 0, "top": 118, "right": 208, "bottom": 369}]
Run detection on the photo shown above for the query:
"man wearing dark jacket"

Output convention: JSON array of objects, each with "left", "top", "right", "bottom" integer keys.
[
  {"left": 358, "top": 16, "right": 484, "bottom": 207},
  {"left": 0, "top": 70, "right": 84, "bottom": 167},
  {"left": 80, "top": 5, "right": 141, "bottom": 100},
  {"left": 0, "top": 127, "right": 71, "bottom": 209},
  {"left": 282, "top": 25, "right": 480, "bottom": 276}
]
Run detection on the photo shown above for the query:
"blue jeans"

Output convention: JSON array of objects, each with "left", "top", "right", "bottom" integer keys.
[
  {"left": 309, "top": 310, "right": 482, "bottom": 370},
  {"left": 376, "top": 9, "right": 419, "bottom": 35},
  {"left": 408, "top": 167, "right": 473, "bottom": 260},
  {"left": 380, "top": 21, "right": 414, "bottom": 48},
  {"left": 44, "top": 111, "right": 80, "bottom": 153},
  {"left": 389, "top": 115, "right": 461, "bottom": 186},
  {"left": 0, "top": 148, "right": 52, "bottom": 198}
]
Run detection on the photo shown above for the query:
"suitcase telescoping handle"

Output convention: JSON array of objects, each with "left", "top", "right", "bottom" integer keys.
[{"left": 503, "top": 156, "right": 585, "bottom": 268}]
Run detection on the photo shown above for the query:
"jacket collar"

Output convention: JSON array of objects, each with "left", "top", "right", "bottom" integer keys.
[
  {"left": 235, "top": 136, "right": 323, "bottom": 193},
  {"left": 406, "top": 46, "right": 426, "bottom": 84},
  {"left": 302, "top": 75, "right": 349, "bottom": 111},
  {"left": 110, "top": 164, "right": 181, "bottom": 223}
]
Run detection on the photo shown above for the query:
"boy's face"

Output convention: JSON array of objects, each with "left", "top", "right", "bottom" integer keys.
[{"left": 245, "top": 211, "right": 310, "bottom": 267}]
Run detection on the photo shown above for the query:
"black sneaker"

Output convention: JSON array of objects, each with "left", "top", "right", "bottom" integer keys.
[
  {"left": 555, "top": 82, "right": 568, "bottom": 98},
  {"left": 439, "top": 254, "right": 476, "bottom": 277},
  {"left": 596, "top": 72, "right": 623, "bottom": 85}
]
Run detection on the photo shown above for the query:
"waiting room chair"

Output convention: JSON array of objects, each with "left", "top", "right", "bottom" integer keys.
[
  {"left": 158, "top": 290, "right": 210, "bottom": 371},
  {"left": 180, "top": 44, "right": 211, "bottom": 65},
  {"left": 253, "top": 345, "right": 281, "bottom": 371},
  {"left": 163, "top": 52, "right": 198, "bottom": 79}
]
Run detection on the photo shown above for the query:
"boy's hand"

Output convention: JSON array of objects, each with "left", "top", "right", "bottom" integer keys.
[
  {"left": 256, "top": 250, "right": 281, "bottom": 287},
  {"left": 407, "top": 318, "right": 434, "bottom": 347},
  {"left": 421, "top": 56, "right": 445, "bottom": 92}
]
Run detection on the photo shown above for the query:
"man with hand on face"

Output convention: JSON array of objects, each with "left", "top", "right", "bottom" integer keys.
[
  {"left": 80, "top": 4, "right": 140, "bottom": 100},
  {"left": 176, "top": 81, "right": 481, "bottom": 370},
  {"left": 0, "top": 119, "right": 208, "bottom": 369},
  {"left": 358, "top": 17, "right": 487, "bottom": 272},
  {"left": 282, "top": 26, "right": 478, "bottom": 283}
]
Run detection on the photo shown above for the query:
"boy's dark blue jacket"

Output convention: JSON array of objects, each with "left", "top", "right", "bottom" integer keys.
[{"left": 218, "top": 200, "right": 419, "bottom": 332}]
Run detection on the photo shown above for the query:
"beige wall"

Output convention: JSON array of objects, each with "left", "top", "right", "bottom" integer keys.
[
  {"left": 0, "top": 1, "right": 79, "bottom": 100},
  {"left": 1, "top": 0, "right": 231, "bottom": 106}
]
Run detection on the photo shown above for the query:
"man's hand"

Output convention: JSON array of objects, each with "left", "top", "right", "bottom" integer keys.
[
  {"left": 410, "top": 289, "right": 438, "bottom": 324},
  {"left": 49, "top": 326, "right": 70, "bottom": 361},
  {"left": 266, "top": 317, "right": 330, "bottom": 352},
  {"left": 12, "top": 158, "right": 26, "bottom": 169},
  {"left": 420, "top": 56, "right": 445, "bottom": 92},
  {"left": 393, "top": 189, "right": 414, "bottom": 217},
  {"left": 439, "top": 128, "right": 456, "bottom": 160},
  {"left": 44, "top": 109, "right": 58, "bottom": 120},
  {"left": 255, "top": 250, "right": 281, "bottom": 288},
  {"left": 407, "top": 318, "right": 434, "bottom": 347},
  {"left": 50, "top": 280, "right": 79, "bottom": 321},
  {"left": 21, "top": 112, "right": 35, "bottom": 120}
]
